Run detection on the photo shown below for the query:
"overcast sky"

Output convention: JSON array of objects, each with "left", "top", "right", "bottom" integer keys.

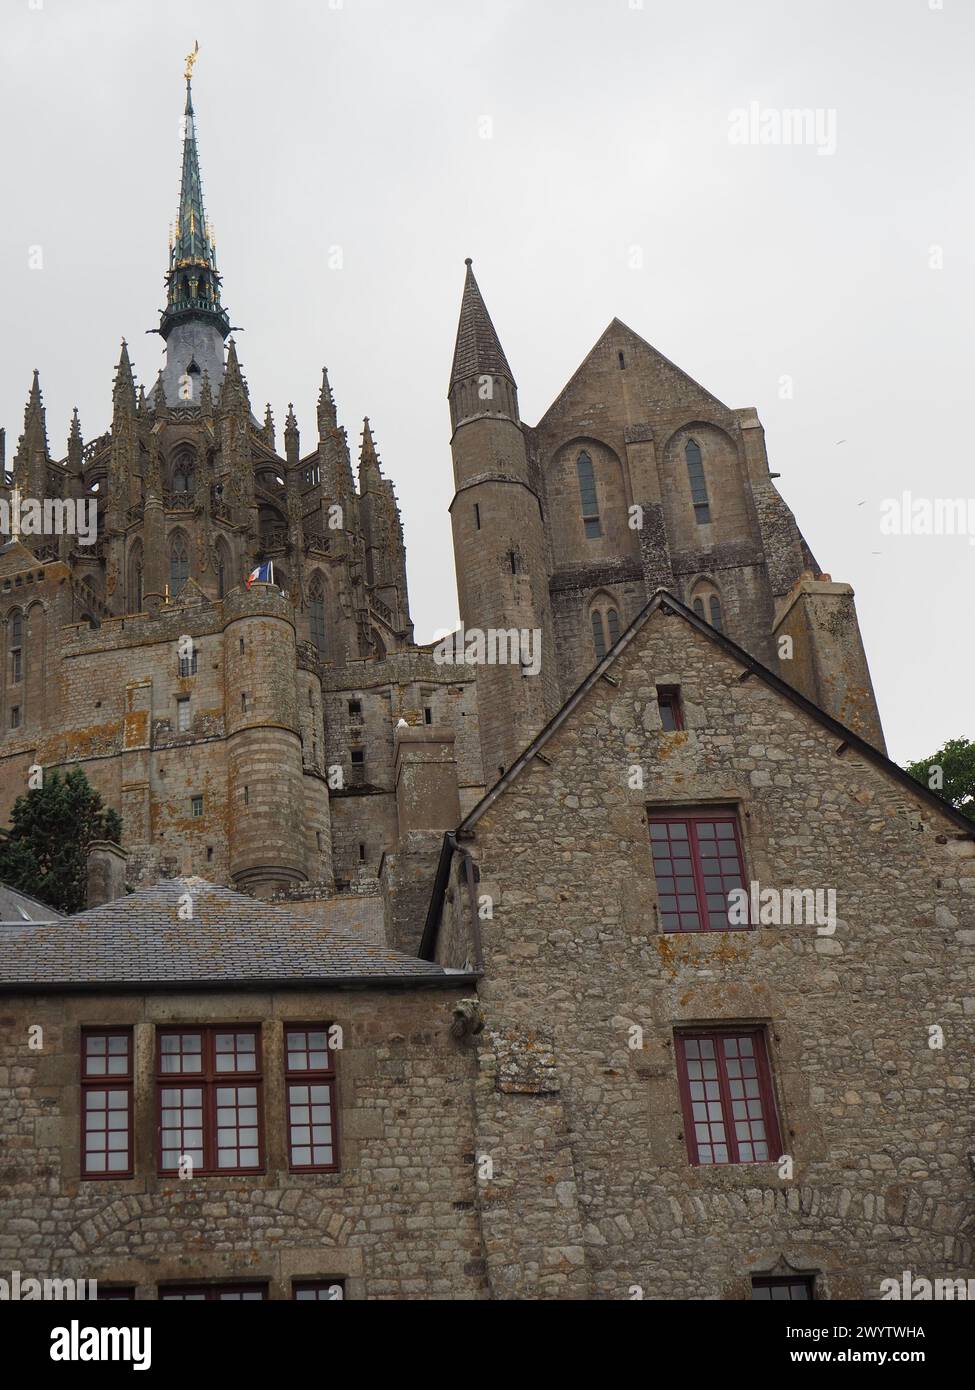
[{"left": 2, "top": 0, "right": 971, "bottom": 765}]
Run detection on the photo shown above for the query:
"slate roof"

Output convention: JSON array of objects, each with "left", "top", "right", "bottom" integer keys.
[
  {"left": 0, "top": 881, "right": 63, "bottom": 925},
  {"left": 0, "top": 878, "right": 457, "bottom": 991},
  {"left": 449, "top": 260, "right": 514, "bottom": 388}
]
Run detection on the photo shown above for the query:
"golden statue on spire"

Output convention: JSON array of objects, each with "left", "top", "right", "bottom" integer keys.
[{"left": 184, "top": 40, "right": 199, "bottom": 82}]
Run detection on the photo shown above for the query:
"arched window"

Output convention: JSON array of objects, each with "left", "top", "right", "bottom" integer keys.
[
  {"left": 589, "top": 595, "right": 620, "bottom": 661},
  {"left": 172, "top": 450, "right": 195, "bottom": 495},
  {"left": 10, "top": 611, "right": 23, "bottom": 685},
  {"left": 308, "top": 575, "right": 326, "bottom": 655},
  {"left": 690, "top": 581, "right": 723, "bottom": 633},
  {"left": 170, "top": 533, "right": 189, "bottom": 597},
  {"left": 685, "top": 439, "right": 711, "bottom": 524},
  {"left": 576, "top": 451, "right": 601, "bottom": 539},
  {"left": 128, "top": 544, "right": 143, "bottom": 613}
]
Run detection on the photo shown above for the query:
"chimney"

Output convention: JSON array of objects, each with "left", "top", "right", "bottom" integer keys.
[{"left": 86, "top": 840, "right": 127, "bottom": 907}]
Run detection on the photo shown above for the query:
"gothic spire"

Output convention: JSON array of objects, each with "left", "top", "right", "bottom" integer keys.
[
  {"left": 318, "top": 367, "right": 337, "bottom": 432},
  {"left": 284, "top": 403, "right": 299, "bottom": 466},
  {"left": 66, "top": 408, "right": 83, "bottom": 489},
  {"left": 159, "top": 47, "right": 230, "bottom": 345},
  {"left": 21, "top": 370, "right": 49, "bottom": 455},
  {"left": 358, "top": 416, "right": 383, "bottom": 492},
  {"left": 113, "top": 340, "right": 137, "bottom": 413},
  {"left": 449, "top": 258, "right": 514, "bottom": 390},
  {"left": 219, "top": 338, "right": 250, "bottom": 411}
]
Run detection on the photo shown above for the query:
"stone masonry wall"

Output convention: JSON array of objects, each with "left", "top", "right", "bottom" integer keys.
[
  {"left": 435, "top": 603, "right": 975, "bottom": 1299},
  {"left": 0, "top": 985, "right": 486, "bottom": 1300}
]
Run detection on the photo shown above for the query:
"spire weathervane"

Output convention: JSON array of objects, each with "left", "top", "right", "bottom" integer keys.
[{"left": 184, "top": 40, "right": 199, "bottom": 83}]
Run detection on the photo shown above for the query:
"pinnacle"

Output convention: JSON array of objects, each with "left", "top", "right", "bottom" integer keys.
[
  {"left": 318, "top": 367, "right": 338, "bottom": 432},
  {"left": 359, "top": 416, "right": 383, "bottom": 488}
]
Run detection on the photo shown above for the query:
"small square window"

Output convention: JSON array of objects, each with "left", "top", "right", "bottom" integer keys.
[
  {"left": 293, "top": 1281, "right": 344, "bottom": 1300},
  {"left": 752, "top": 1276, "right": 814, "bottom": 1300},
  {"left": 348, "top": 700, "right": 361, "bottom": 718},
  {"left": 350, "top": 748, "right": 364, "bottom": 766}
]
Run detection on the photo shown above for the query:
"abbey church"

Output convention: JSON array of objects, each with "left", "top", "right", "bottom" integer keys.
[{"left": 0, "top": 60, "right": 970, "bottom": 1302}]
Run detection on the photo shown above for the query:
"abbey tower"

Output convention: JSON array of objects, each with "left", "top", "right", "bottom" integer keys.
[{"left": 0, "top": 59, "right": 884, "bottom": 903}]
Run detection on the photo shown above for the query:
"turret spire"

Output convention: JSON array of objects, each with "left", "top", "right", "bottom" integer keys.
[{"left": 449, "top": 258, "right": 515, "bottom": 391}]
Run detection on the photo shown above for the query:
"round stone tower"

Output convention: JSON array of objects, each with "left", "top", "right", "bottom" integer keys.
[
  {"left": 223, "top": 584, "right": 306, "bottom": 896},
  {"left": 448, "top": 259, "right": 559, "bottom": 782}
]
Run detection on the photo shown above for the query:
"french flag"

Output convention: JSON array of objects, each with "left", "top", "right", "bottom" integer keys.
[{"left": 246, "top": 561, "right": 274, "bottom": 589}]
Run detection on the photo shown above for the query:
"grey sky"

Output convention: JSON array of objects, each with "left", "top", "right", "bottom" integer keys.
[{"left": 2, "top": 0, "right": 971, "bottom": 765}]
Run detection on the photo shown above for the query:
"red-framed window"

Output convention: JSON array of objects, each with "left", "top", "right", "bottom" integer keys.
[
  {"left": 656, "top": 686, "right": 683, "bottom": 731},
  {"left": 157, "top": 1027, "right": 263, "bottom": 1175},
  {"left": 160, "top": 1284, "right": 267, "bottom": 1301},
  {"left": 752, "top": 1276, "right": 814, "bottom": 1300},
  {"left": 649, "top": 808, "right": 747, "bottom": 932},
  {"left": 81, "top": 1029, "right": 134, "bottom": 1178},
  {"left": 285, "top": 1026, "right": 338, "bottom": 1172},
  {"left": 676, "top": 1029, "right": 781, "bottom": 1166},
  {"left": 292, "top": 1280, "right": 345, "bottom": 1301}
]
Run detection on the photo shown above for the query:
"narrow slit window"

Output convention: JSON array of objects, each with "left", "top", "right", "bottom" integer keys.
[
  {"left": 591, "top": 609, "right": 606, "bottom": 660},
  {"left": 656, "top": 685, "right": 683, "bottom": 731},
  {"left": 709, "top": 595, "right": 723, "bottom": 632}
]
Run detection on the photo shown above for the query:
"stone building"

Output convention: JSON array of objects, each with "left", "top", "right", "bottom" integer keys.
[{"left": 0, "top": 60, "right": 971, "bottom": 1301}]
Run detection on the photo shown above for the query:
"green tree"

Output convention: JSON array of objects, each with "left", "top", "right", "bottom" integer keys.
[
  {"left": 0, "top": 768, "right": 123, "bottom": 914},
  {"left": 905, "top": 737, "right": 975, "bottom": 822}
]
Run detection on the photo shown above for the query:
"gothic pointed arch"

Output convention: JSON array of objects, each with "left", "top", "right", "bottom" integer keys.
[
  {"left": 170, "top": 446, "right": 196, "bottom": 495},
  {"left": 215, "top": 536, "right": 233, "bottom": 599},
  {"left": 169, "top": 529, "right": 190, "bottom": 598},
  {"left": 307, "top": 571, "right": 327, "bottom": 656},
  {"left": 127, "top": 540, "right": 144, "bottom": 613}
]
